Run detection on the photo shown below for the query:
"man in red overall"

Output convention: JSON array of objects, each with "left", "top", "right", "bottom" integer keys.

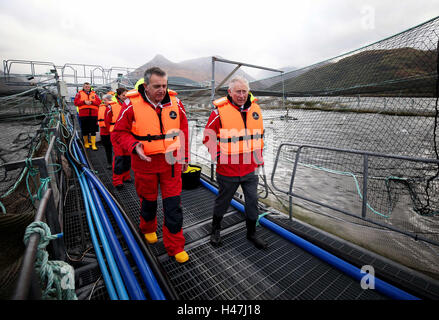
[
  {"left": 113, "top": 67, "right": 190, "bottom": 263},
  {"left": 106, "top": 88, "right": 132, "bottom": 189},
  {"left": 74, "top": 82, "right": 101, "bottom": 150},
  {"left": 203, "top": 76, "right": 266, "bottom": 250},
  {"left": 98, "top": 93, "right": 114, "bottom": 169}
]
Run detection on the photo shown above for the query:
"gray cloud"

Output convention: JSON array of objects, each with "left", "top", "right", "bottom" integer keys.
[{"left": 1, "top": 0, "right": 438, "bottom": 78}]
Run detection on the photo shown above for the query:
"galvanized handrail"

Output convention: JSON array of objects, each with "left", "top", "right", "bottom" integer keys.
[
  {"left": 271, "top": 142, "right": 439, "bottom": 247},
  {"left": 12, "top": 188, "right": 53, "bottom": 300},
  {"left": 3, "top": 59, "right": 58, "bottom": 79}
]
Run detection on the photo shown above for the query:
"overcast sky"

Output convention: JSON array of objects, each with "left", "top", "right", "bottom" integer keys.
[{"left": 1, "top": 0, "right": 439, "bottom": 78}]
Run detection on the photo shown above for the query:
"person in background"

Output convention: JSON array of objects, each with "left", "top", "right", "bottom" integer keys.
[
  {"left": 74, "top": 82, "right": 101, "bottom": 150},
  {"left": 203, "top": 75, "right": 267, "bottom": 250},
  {"left": 113, "top": 67, "right": 190, "bottom": 263},
  {"left": 98, "top": 93, "right": 114, "bottom": 169},
  {"left": 106, "top": 87, "right": 132, "bottom": 189}
]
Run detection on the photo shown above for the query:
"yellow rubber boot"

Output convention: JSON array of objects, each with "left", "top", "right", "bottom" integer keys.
[
  {"left": 144, "top": 232, "right": 158, "bottom": 244},
  {"left": 83, "top": 136, "right": 90, "bottom": 149},
  {"left": 175, "top": 251, "right": 189, "bottom": 263},
  {"left": 91, "top": 135, "right": 98, "bottom": 150}
]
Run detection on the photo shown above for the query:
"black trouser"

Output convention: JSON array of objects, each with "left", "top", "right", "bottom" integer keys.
[
  {"left": 213, "top": 171, "right": 259, "bottom": 222},
  {"left": 100, "top": 134, "right": 113, "bottom": 164},
  {"left": 80, "top": 116, "right": 98, "bottom": 136}
]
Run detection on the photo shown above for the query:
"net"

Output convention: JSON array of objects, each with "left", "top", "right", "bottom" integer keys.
[{"left": 183, "top": 16, "right": 439, "bottom": 279}]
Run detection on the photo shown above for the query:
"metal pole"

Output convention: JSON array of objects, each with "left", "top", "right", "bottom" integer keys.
[
  {"left": 212, "top": 56, "right": 283, "bottom": 73},
  {"left": 211, "top": 57, "right": 216, "bottom": 105},
  {"left": 287, "top": 146, "right": 303, "bottom": 220},
  {"left": 215, "top": 64, "right": 242, "bottom": 92},
  {"left": 362, "top": 154, "right": 369, "bottom": 218},
  {"left": 12, "top": 189, "right": 52, "bottom": 300},
  {"left": 35, "top": 156, "right": 64, "bottom": 260}
]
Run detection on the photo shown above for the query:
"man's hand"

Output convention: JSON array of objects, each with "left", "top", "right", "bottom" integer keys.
[
  {"left": 135, "top": 143, "right": 152, "bottom": 162},
  {"left": 182, "top": 163, "right": 188, "bottom": 172}
]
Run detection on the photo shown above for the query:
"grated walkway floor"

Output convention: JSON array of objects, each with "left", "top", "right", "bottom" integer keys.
[{"left": 65, "top": 141, "right": 390, "bottom": 300}]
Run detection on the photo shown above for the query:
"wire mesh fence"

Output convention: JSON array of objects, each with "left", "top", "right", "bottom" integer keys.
[{"left": 181, "top": 16, "right": 439, "bottom": 279}]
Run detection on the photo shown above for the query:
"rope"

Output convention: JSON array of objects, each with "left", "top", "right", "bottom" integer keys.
[
  {"left": 299, "top": 162, "right": 393, "bottom": 218},
  {"left": 299, "top": 162, "right": 439, "bottom": 218},
  {"left": 23, "top": 221, "right": 77, "bottom": 300},
  {"left": 0, "top": 200, "right": 6, "bottom": 214},
  {"left": 256, "top": 212, "right": 271, "bottom": 227}
]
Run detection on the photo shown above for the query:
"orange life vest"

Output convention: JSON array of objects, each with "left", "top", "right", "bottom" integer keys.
[
  {"left": 213, "top": 97, "right": 264, "bottom": 155},
  {"left": 109, "top": 100, "right": 123, "bottom": 132},
  {"left": 78, "top": 90, "right": 99, "bottom": 112},
  {"left": 127, "top": 89, "right": 181, "bottom": 155},
  {"left": 98, "top": 103, "right": 107, "bottom": 128}
]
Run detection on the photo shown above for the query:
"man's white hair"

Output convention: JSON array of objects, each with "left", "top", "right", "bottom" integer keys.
[
  {"left": 102, "top": 94, "right": 113, "bottom": 101},
  {"left": 228, "top": 75, "right": 249, "bottom": 91}
]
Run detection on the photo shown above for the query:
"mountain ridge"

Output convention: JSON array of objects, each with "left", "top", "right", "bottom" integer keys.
[{"left": 129, "top": 54, "right": 256, "bottom": 84}]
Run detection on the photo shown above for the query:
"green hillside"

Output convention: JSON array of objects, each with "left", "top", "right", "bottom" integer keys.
[{"left": 270, "top": 48, "right": 437, "bottom": 97}]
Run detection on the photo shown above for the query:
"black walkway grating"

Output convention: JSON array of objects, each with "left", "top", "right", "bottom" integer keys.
[
  {"left": 62, "top": 141, "right": 439, "bottom": 300},
  {"left": 158, "top": 226, "right": 385, "bottom": 300}
]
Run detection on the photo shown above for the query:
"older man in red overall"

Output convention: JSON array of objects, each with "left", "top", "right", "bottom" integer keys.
[{"left": 203, "top": 76, "right": 266, "bottom": 250}]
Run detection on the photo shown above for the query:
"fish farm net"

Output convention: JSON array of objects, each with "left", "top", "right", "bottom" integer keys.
[
  {"left": 183, "top": 16, "right": 439, "bottom": 278},
  {"left": 0, "top": 86, "right": 66, "bottom": 298}
]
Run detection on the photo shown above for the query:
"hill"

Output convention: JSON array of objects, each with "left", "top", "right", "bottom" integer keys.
[
  {"left": 267, "top": 47, "right": 437, "bottom": 96},
  {"left": 129, "top": 54, "right": 255, "bottom": 85}
]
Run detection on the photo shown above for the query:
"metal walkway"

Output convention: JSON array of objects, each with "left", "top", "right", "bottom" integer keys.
[{"left": 64, "top": 140, "right": 438, "bottom": 300}]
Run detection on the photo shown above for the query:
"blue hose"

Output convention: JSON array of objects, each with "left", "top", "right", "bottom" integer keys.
[
  {"left": 200, "top": 179, "right": 244, "bottom": 211},
  {"left": 72, "top": 138, "right": 145, "bottom": 300},
  {"left": 67, "top": 154, "right": 118, "bottom": 300},
  {"left": 73, "top": 139, "right": 88, "bottom": 169},
  {"left": 200, "top": 177, "right": 420, "bottom": 300},
  {"left": 71, "top": 143, "right": 130, "bottom": 299},
  {"left": 84, "top": 168, "right": 166, "bottom": 300},
  {"left": 86, "top": 177, "right": 146, "bottom": 300}
]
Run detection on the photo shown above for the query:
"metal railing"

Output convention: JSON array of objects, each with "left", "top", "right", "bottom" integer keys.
[
  {"left": 2, "top": 121, "right": 66, "bottom": 257},
  {"left": 271, "top": 143, "right": 439, "bottom": 247},
  {"left": 2, "top": 117, "right": 67, "bottom": 299},
  {"left": 2, "top": 59, "right": 137, "bottom": 89},
  {"left": 12, "top": 188, "right": 54, "bottom": 300}
]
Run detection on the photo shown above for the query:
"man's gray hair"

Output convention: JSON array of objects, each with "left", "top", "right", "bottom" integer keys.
[
  {"left": 102, "top": 94, "right": 113, "bottom": 100},
  {"left": 228, "top": 75, "right": 250, "bottom": 91},
  {"left": 144, "top": 67, "right": 167, "bottom": 85}
]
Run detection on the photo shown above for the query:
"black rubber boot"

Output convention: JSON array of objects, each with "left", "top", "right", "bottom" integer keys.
[
  {"left": 246, "top": 219, "right": 267, "bottom": 250},
  {"left": 210, "top": 215, "right": 222, "bottom": 247}
]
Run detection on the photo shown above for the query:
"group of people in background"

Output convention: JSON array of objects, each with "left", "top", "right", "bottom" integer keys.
[
  {"left": 73, "top": 67, "right": 266, "bottom": 265},
  {"left": 74, "top": 84, "right": 132, "bottom": 189}
]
